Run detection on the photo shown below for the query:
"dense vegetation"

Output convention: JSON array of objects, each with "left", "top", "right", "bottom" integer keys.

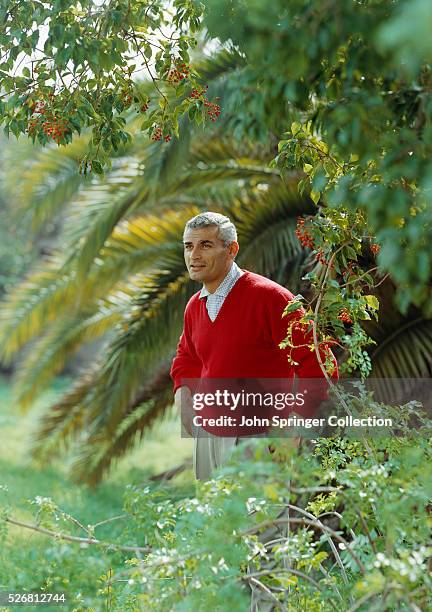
[{"left": 0, "top": 0, "right": 431, "bottom": 610}]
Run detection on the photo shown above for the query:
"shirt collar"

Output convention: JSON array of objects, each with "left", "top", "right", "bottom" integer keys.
[{"left": 199, "top": 261, "right": 242, "bottom": 299}]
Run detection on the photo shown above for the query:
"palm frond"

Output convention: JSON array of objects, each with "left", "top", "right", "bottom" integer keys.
[
  {"left": 13, "top": 307, "right": 121, "bottom": 409},
  {"left": 370, "top": 318, "right": 432, "bottom": 379},
  {"left": 141, "top": 117, "right": 192, "bottom": 194},
  {"left": 0, "top": 259, "right": 76, "bottom": 362},
  {"left": 3, "top": 137, "right": 90, "bottom": 230},
  {"left": 63, "top": 176, "right": 145, "bottom": 279},
  {"left": 83, "top": 268, "right": 194, "bottom": 436},
  {"left": 236, "top": 182, "right": 311, "bottom": 277},
  {"left": 61, "top": 155, "right": 143, "bottom": 254},
  {"left": 162, "top": 163, "right": 279, "bottom": 199},
  {"left": 28, "top": 264, "right": 195, "bottom": 463},
  {"left": 69, "top": 361, "right": 173, "bottom": 485},
  {"left": 29, "top": 370, "right": 96, "bottom": 460},
  {"left": 196, "top": 47, "right": 246, "bottom": 83},
  {"left": 64, "top": 151, "right": 277, "bottom": 277},
  {"left": 0, "top": 207, "right": 199, "bottom": 362}
]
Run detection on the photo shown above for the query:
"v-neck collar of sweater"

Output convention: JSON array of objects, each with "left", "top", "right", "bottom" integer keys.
[{"left": 198, "top": 270, "right": 250, "bottom": 324}]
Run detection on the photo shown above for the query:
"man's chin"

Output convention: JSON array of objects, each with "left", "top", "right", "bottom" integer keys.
[{"left": 188, "top": 270, "right": 207, "bottom": 281}]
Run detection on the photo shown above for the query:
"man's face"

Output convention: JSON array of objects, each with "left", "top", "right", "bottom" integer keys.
[{"left": 183, "top": 225, "right": 239, "bottom": 292}]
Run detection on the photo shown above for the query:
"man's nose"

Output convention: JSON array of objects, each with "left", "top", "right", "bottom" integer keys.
[{"left": 190, "top": 245, "right": 202, "bottom": 258}]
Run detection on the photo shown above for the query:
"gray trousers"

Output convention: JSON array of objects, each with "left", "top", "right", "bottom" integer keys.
[
  {"left": 193, "top": 433, "right": 238, "bottom": 480},
  {"left": 193, "top": 433, "right": 290, "bottom": 611}
]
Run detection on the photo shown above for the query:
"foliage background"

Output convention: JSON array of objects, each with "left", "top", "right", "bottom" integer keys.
[{"left": 0, "top": 0, "right": 432, "bottom": 610}]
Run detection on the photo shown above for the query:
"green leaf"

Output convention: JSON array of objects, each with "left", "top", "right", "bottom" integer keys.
[
  {"left": 284, "top": 295, "right": 304, "bottom": 315},
  {"left": 310, "top": 190, "right": 320, "bottom": 204},
  {"left": 365, "top": 295, "right": 379, "bottom": 310},
  {"left": 291, "top": 121, "right": 301, "bottom": 136},
  {"left": 91, "top": 160, "right": 104, "bottom": 175}
]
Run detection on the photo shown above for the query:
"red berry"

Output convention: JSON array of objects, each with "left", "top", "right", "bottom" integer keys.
[{"left": 337, "top": 308, "right": 352, "bottom": 324}]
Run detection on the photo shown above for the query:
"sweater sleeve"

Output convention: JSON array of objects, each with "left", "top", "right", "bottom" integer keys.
[
  {"left": 170, "top": 302, "right": 202, "bottom": 394},
  {"left": 268, "top": 290, "right": 338, "bottom": 417}
]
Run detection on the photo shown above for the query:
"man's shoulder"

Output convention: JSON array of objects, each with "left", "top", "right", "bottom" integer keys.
[
  {"left": 184, "top": 290, "right": 202, "bottom": 314},
  {"left": 241, "top": 271, "right": 295, "bottom": 301}
]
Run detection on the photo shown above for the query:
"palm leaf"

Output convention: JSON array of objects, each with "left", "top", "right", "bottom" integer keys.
[
  {"left": 83, "top": 268, "right": 194, "bottom": 436},
  {"left": 370, "top": 318, "right": 432, "bottom": 379},
  {"left": 235, "top": 182, "right": 311, "bottom": 277},
  {"left": 13, "top": 307, "right": 121, "bottom": 409},
  {"left": 196, "top": 47, "right": 246, "bottom": 83},
  {"left": 0, "top": 259, "right": 76, "bottom": 362},
  {"left": 2, "top": 137, "right": 89, "bottom": 230},
  {"left": 29, "top": 370, "right": 97, "bottom": 460},
  {"left": 69, "top": 360, "right": 173, "bottom": 485}
]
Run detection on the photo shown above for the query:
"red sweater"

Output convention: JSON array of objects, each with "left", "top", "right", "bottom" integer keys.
[{"left": 171, "top": 271, "right": 337, "bottom": 430}]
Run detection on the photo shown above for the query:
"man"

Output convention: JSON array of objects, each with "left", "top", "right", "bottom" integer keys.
[{"left": 170, "top": 211, "right": 337, "bottom": 480}]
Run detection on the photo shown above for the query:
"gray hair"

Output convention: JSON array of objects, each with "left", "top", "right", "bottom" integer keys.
[{"left": 184, "top": 212, "right": 237, "bottom": 246}]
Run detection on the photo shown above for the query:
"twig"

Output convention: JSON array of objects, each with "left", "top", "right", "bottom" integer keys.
[
  {"left": 4, "top": 516, "right": 151, "bottom": 554},
  {"left": 312, "top": 241, "right": 347, "bottom": 386},
  {"left": 243, "top": 516, "right": 365, "bottom": 573},
  {"left": 285, "top": 503, "right": 350, "bottom": 588},
  {"left": 372, "top": 273, "right": 389, "bottom": 289},
  {"left": 248, "top": 576, "right": 288, "bottom": 610},
  {"left": 292, "top": 486, "right": 378, "bottom": 554},
  {"left": 348, "top": 591, "right": 378, "bottom": 612},
  {"left": 244, "top": 568, "right": 338, "bottom": 608},
  {"left": 149, "top": 461, "right": 191, "bottom": 481},
  {"left": 340, "top": 266, "right": 378, "bottom": 288},
  {"left": 317, "top": 511, "right": 356, "bottom": 541},
  {"left": 311, "top": 243, "right": 376, "bottom": 459},
  {"left": 93, "top": 514, "right": 128, "bottom": 528}
]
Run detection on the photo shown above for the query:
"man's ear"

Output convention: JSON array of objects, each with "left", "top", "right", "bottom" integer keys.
[{"left": 229, "top": 241, "right": 239, "bottom": 258}]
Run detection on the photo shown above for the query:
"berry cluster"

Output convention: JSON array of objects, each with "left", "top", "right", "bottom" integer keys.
[
  {"left": 167, "top": 62, "right": 190, "bottom": 84},
  {"left": 295, "top": 217, "right": 314, "bottom": 248},
  {"left": 315, "top": 249, "right": 328, "bottom": 265},
  {"left": 42, "top": 118, "right": 69, "bottom": 142},
  {"left": 190, "top": 85, "right": 207, "bottom": 99},
  {"left": 151, "top": 126, "right": 171, "bottom": 143},
  {"left": 204, "top": 99, "right": 221, "bottom": 122},
  {"left": 337, "top": 308, "right": 353, "bottom": 324},
  {"left": 28, "top": 112, "right": 70, "bottom": 143},
  {"left": 370, "top": 243, "right": 381, "bottom": 255},
  {"left": 27, "top": 95, "right": 71, "bottom": 143},
  {"left": 28, "top": 100, "right": 46, "bottom": 115},
  {"left": 189, "top": 86, "right": 221, "bottom": 122},
  {"left": 151, "top": 126, "right": 163, "bottom": 141},
  {"left": 140, "top": 101, "right": 149, "bottom": 113}
]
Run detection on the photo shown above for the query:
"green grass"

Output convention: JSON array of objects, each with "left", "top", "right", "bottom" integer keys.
[{"left": 0, "top": 376, "right": 194, "bottom": 611}]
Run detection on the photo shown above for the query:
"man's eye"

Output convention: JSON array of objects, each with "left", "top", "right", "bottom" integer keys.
[{"left": 184, "top": 245, "right": 192, "bottom": 250}]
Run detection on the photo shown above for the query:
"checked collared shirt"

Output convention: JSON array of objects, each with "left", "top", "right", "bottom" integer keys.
[{"left": 199, "top": 261, "right": 244, "bottom": 322}]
